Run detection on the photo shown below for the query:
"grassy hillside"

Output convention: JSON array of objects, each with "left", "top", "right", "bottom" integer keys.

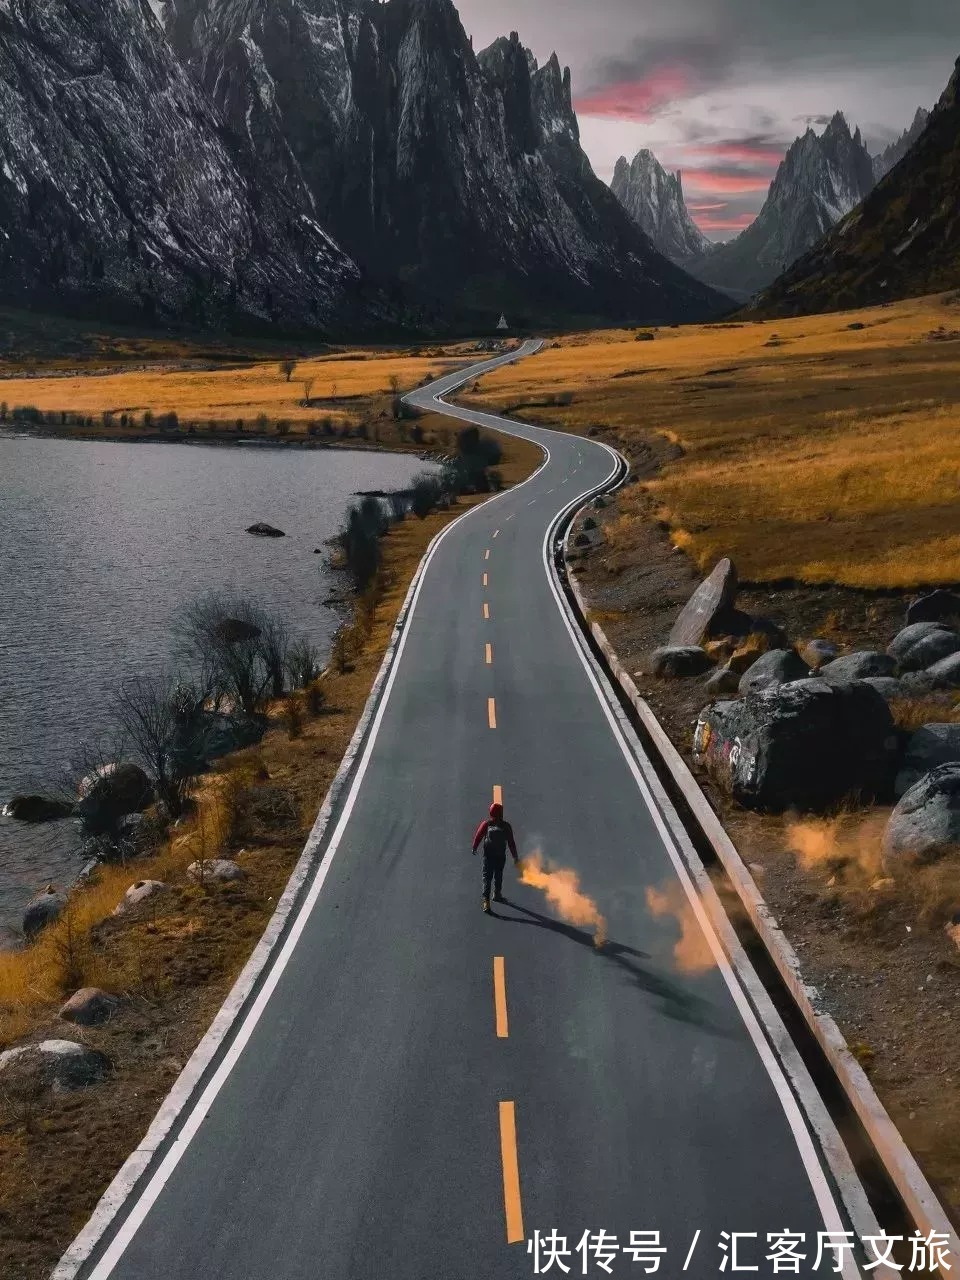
[
  {"left": 754, "top": 58, "right": 960, "bottom": 316},
  {"left": 464, "top": 295, "right": 960, "bottom": 589}
]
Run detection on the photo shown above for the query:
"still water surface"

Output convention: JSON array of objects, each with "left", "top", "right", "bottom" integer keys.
[{"left": 0, "top": 434, "right": 431, "bottom": 941}]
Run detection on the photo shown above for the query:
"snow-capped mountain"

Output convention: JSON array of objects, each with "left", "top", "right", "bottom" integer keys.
[
  {"left": 872, "top": 108, "right": 930, "bottom": 180},
  {"left": 162, "top": 0, "right": 727, "bottom": 326},
  {"left": 756, "top": 59, "right": 960, "bottom": 316},
  {"left": 0, "top": 0, "right": 367, "bottom": 330},
  {"left": 610, "top": 150, "right": 710, "bottom": 264},
  {"left": 688, "top": 112, "right": 876, "bottom": 300}
]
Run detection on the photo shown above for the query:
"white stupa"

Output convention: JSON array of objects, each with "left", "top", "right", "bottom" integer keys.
[{"left": 497, "top": 313, "right": 509, "bottom": 331}]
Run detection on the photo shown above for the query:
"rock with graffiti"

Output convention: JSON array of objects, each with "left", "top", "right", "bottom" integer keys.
[{"left": 693, "top": 678, "right": 900, "bottom": 813}]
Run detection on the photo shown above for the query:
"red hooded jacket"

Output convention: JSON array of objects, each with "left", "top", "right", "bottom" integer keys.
[{"left": 472, "top": 802, "right": 518, "bottom": 859}]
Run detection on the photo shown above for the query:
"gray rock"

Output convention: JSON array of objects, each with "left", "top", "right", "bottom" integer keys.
[
  {"left": 896, "top": 628, "right": 960, "bottom": 673},
  {"left": 738, "top": 649, "right": 810, "bottom": 696},
  {"left": 860, "top": 676, "right": 906, "bottom": 702},
  {"left": 77, "top": 762, "right": 154, "bottom": 834},
  {"left": 668, "top": 557, "right": 738, "bottom": 647},
  {"left": 925, "top": 651, "right": 960, "bottom": 689},
  {"left": 573, "top": 532, "right": 591, "bottom": 548},
  {"left": 583, "top": 516, "right": 597, "bottom": 531},
  {"left": 246, "top": 523, "right": 285, "bottom": 537},
  {"left": 704, "top": 666, "right": 742, "bottom": 696},
  {"left": 650, "top": 646, "right": 716, "bottom": 678},
  {"left": 23, "top": 887, "right": 66, "bottom": 941},
  {"left": 888, "top": 620, "right": 952, "bottom": 661},
  {"left": 187, "top": 858, "right": 245, "bottom": 883},
  {"left": 896, "top": 724, "right": 960, "bottom": 797},
  {"left": 3, "top": 794, "right": 74, "bottom": 823},
  {"left": 694, "top": 679, "right": 898, "bottom": 813},
  {"left": 900, "top": 670, "right": 936, "bottom": 695},
  {"left": 592, "top": 496, "right": 608, "bottom": 510},
  {"left": 818, "top": 651, "right": 897, "bottom": 684},
  {"left": 59, "top": 988, "right": 119, "bottom": 1027},
  {"left": 906, "top": 590, "right": 960, "bottom": 627},
  {"left": 800, "top": 639, "right": 839, "bottom": 670},
  {"left": 0, "top": 1039, "right": 111, "bottom": 1090},
  {"left": 113, "top": 879, "right": 168, "bottom": 915},
  {"left": 883, "top": 763, "right": 960, "bottom": 869}
]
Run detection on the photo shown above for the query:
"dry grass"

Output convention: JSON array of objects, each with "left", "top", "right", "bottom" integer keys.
[
  {"left": 0, "top": 343, "right": 485, "bottom": 443},
  {"left": 469, "top": 295, "right": 960, "bottom": 588}
]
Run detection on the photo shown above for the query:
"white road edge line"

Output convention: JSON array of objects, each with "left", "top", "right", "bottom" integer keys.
[{"left": 55, "top": 341, "right": 547, "bottom": 1280}]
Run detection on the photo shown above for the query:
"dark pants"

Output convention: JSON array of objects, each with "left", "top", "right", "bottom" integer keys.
[{"left": 482, "top": 850, "right": 507, "bottom": 900}]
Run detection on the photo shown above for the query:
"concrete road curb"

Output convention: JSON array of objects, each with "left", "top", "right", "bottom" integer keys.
[{"left": 563, "top": 557, "right": 960, "bottom": 1277}]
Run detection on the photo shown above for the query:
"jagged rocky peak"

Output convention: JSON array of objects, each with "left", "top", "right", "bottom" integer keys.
[
  {"left": 0, "top": 0, "right": 360, "bottom": 328},
  {"left": 872, "top": 107, "right": 930, "bottom": 180},
  {"left": 611, "top": 149, "right": 710, "bottom": 264},
  {"left": 685, "top": 110, "right": 874, "bottom": 300}
]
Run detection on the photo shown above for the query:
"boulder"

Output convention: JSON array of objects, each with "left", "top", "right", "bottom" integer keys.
[
  {"left": 888, "top": 620, "right": 952, "bottom": 662},
  {"left": 895, "top": 724, "right": 960, "bottom": 797},
  {"left": 694, "top": 679, "right": 898, "bottom": 813},
  {"left": 800, "top": 639, "right": 839, "bottom": 670},
  {"left": 746, "top": 616, "right": 791, "bottom": 650},
  {"left": 592, "top": 496, "right": 608, "bottom": 510},
  {"left": 818, "top": 651, "right": 897, "bottom": 684},
  {"left": 113, "top": 879, "right": 168, "bottom": 915},
  {"left": 0, "top": 1039, "right": 111, "bottom": 1090},
  {"left": 187, "top": 858, "right": 245, "bottom": 883},
  {"left": 738, "top": 649, "right": 810, "bottom": 696},
  {"left": 895, "top": 628, "right": 960, "bottom": 673},
  {"left": 4, "top": 794, "right": 73, "bottom": 823},
  {"left": 906, "top": 590, "right": 960, "bottom": 627},
  {"left": 583, "top": 517, "right": 597, "bottom": 531},
  {"left": 59, "top": 988, "right": 119, "bottom": 1027},
  {"left": 668, "top": 558, "right": 738, "bottom": 647},
  {"left": 650, "top": 646, "right": 716, "bottom": 678},
  {"left": 704, "top": 666, "right": 742, "bottom": 696},
  {"left": 23, "top": 887, "right": 65, "bottom": 941},
  {"left": 727, "top": 639, "right": 768, "bottom": 675},
  {"left": 883, "top": 763, "right": 960, "bottom": 869},
  {"left": 246, "top": 523, "right": 285, "bottom": 538},
  {"left": 573, "top": 533, "right": 591, "bottom": 548},
  {"left": 925, "top": 651, "right": 960, "bottom": 689},
  {"left": 860, "top": 676, "right": 906, "bottom": 702},
  {"left": 77, "top": 763, "right": 153, "bottom": 834}
]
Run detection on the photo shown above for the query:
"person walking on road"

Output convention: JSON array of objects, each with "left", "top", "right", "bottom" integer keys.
[{"left": 472, "top": 801, "right": 519, "bottom": 913}]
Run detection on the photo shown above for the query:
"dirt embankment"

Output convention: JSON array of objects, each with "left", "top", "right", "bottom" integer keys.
[{"left": 565, "top": 432, "right": 960, "bottom": 1219}]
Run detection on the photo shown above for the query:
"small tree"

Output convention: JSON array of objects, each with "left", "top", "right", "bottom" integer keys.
[
  {"left": 280, "top": 357, "right": 297, "bottom": 382},
  {"left": 287, "top": 638, "right": 322, "bottom": 689},
  {"left": 113, "top": 671, "right": 208, "bottom": 818},
  {"left": 177, "top": 594, "right": 273, "bottom": 715},
  {"left": 302, "top": 378, "right": 315, "bottom": 406}
]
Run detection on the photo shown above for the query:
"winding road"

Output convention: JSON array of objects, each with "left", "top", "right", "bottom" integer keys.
[{"left": 60, "top": 342, "right": 868, "bottom": 1280}]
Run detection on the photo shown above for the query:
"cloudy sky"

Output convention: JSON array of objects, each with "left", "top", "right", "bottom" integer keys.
[{"left": 457, "top": 0, "right": 958, "bottom": 240}]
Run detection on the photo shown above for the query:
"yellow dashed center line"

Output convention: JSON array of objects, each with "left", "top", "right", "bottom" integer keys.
[
  {"left": 483, "top": 602, "right": 490, "bottom": 621},
  {"left": 498, "top": 1102, "right": 525, "bottom": 1244},
  {"left": 486, "top": 643, "right": 493, "bottom": 665},
  {"left": 493, "top": 957, "right": 509, "bottom": 1038},
  {"left": 483, "top": 573, "right": 489, "bottom": 587},
  {"left": 488, "top": 697, "right": 497, "bottom": 729},
  {"left": 493, "top": 529, "right": 499, "bottom": 538},
  {"left": 485, "top": 549, "right": 491, "bottom": 560}
]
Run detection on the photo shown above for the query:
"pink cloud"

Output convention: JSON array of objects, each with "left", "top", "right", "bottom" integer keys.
[
  {"left": 574, "top": 67, "right": 692, "bottom": 120},
  {"left": 686, "top": 201, "right": 729, "bottom": 212},
  {"left": 692, "top": 212, "right": 757, "bottom": 232},
  {"left": 683, "top": 143, "right": 784, "bottom": 168},
  {"left": 682, "top": 171, "right": 772, "bottom": 194}
]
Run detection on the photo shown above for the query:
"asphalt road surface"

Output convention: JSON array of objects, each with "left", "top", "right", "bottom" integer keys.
[{"left": 75, "top": 342, "right": 864, "bottom": 1280}]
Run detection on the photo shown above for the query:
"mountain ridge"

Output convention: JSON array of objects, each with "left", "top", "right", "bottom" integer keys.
[{"left": 610, "top": 149, "right": 710, "bottom": 264}]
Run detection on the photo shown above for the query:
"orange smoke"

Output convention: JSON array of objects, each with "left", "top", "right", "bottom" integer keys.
[
  {"left": 518, "top": 851, "right": 607, "bottom": 948},
  {"left": 645, "top": 884, "right": 716, "bottom": 975},
  {"left": 785, "top": 815, "right": 885, "bottom": 882}
]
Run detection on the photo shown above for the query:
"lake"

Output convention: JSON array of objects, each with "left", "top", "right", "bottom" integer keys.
[{"left": 0, "top": 433, "right": 432, "bottom": 943}]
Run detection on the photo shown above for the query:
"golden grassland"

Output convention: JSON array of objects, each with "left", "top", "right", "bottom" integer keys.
[
  {"left": 0, "top": 341, "right": 485, "bottom": 442},
  {"left": 0, "top": 434, "right": 540, "bottom": 1277},
  {"left": 467, "top": 294, "right": 960, "bottom": 589}
]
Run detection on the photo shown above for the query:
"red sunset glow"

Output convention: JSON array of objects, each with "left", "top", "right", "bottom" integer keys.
[{"left": 574, "top": 67, "right": 691, "bottom": 120}]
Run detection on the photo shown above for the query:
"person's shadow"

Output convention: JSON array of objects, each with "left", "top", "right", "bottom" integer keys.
[{"left": 492, "top": 897, "right": 738, "bottom": 1038}]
